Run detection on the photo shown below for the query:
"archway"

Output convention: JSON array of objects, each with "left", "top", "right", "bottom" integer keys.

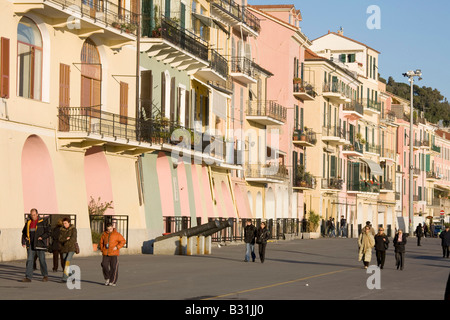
[{"left": 21, "top": 135, "right": 58, "bottom": 213}]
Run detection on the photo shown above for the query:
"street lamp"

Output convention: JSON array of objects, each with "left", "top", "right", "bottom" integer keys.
[{"left": 402, "top": 70, "right": 422, "bottom": 235}]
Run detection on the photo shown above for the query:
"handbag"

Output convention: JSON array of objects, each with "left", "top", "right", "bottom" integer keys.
[{"left": 75, "top": 243, "right": 80, "bottom": 254}]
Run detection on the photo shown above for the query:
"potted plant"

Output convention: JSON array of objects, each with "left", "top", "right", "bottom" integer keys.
[
  {"left": 303, "top": 210, "right": 320, "bottom": 239},
  {"left": 88, "top": 196, "right": 113, "bottom": 251}
]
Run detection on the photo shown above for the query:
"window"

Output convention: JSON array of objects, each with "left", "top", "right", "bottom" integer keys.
[
  {"left": 80, "top": 39, "right": 101, "bottom": 114},
  {"left": 17, "top": 17, "right": 43, "bottom": 100}
]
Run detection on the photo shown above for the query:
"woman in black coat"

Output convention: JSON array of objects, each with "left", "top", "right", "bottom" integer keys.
[
  {"left": 374, "top": 227, "right": 389, "bottom": 269},
  {"left": 393, "top": 229, "right": 407, "bottom": 270},
  {"left": 256, "top": 222, "right": 271, "bottom": 263}
]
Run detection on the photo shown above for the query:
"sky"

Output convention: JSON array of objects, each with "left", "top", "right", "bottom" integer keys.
[{"left": 249, "top": 0, "right": 450, "bottom": 102}]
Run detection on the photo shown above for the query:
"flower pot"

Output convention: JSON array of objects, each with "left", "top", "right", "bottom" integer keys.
[{"left": 93, "top": 243, "right": 98, "bottom": 252}]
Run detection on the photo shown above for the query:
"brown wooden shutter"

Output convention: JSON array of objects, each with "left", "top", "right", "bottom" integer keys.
[
  {"left": 140, "top": 70, "right": 152, "bottom": 119},
  {"left": 120, "top": 81, "right": 128, "bottom": 124},
  {"left": 1, "top": 37, "right": 10, "bottom": 99},
  {"left": 160, "top": 72, "right": 165, "bottom": 118},
  {"left": 58, "top": 64, "right": 70, "bottom": 131}
]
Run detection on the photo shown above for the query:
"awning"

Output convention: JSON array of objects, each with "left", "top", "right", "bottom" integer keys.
[{"left": 360, "top": 158, "right": 383, "bottom": 176}]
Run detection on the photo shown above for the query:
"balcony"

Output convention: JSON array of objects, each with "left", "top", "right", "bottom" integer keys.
[
  {"left": 343, "top": 100, "right": 364, "bottom": 120},
  {"left": 420, "top": 139, "right": 430, "bottom": 149},
  {"left": 322, "top": 126, "right": 345, "bottom": 145},
  {"left": 347, "top": 180, "right": 380, "bottom": 194},
  {"left": 14, "top": 0, "right": 138, "bottom": 41},
  {"left": 380, "top": 180, "right": 394, "bottom": 193},
  {"left": 431, "top": 144, "right": 441, "bottom": 154},
  {"left": 245, "top": 163, "right": 289, "bottom": 184},
  {"left": 426, "top": 171, "right": 441, "bottom": 181},
  {"left": 380, "top": 148, "right": 396, "bottom": 161},
  {"left": 230, "top": 57, "right": 257, "bottom": 84},
  {"left": 293, "top": 169, "right": 316, "bottom": 190},
  {"left": 57, "top": 106, "right": 154, "bottom": 154},
  {"left": 321, "top": 178, "right": 343, "bottom": 191},
  {"left": 342, "top": 141, "right": 364, "bottom": 157},
  {"left": 293, "top": 81, "right": 317, "bottom": 101},
  {"left": 380, "top": 111, "right": 396, "bottom": 125},
  {"left": 210, "top": 0, "right": 261, "bottom": 36},
  {"left": 141, "top": 16, "right": 209, "bottom": 73},
  {"left": 322, "top": 83, "right": 346, "bottom": 104},
  {"left": 363, "top": 99, "right": 381, "bottom": 114},
  {"left": 246, "top": 100, "right": 287, "bottom": 126},
  {"left": 196, "top": 49, "right": 228, "bottom": 82},
  {"left": 412, "top": 167, "right": 421, "bottom": 177},
  {"left": 292, "top": 129, "right": 317, "bottom": 147},
  {"left": 365, "top": 143, "right": 381, "bottom": 155}
]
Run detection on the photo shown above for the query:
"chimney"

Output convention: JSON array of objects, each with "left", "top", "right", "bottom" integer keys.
[{"left": 337, "top": 27, "right": 344, "bottom": 35}]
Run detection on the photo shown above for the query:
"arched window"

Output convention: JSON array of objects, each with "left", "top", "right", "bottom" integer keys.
[
  {"left": 17, "top": 17, "right": 42, "bottom": 100},
  {"left": 80, "top": 39, "right": 101, "bottom": 113}
]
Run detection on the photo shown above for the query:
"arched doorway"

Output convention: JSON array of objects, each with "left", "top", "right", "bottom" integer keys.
[
  {"left": 21, "top": 135, "right": 58, "bottom": 213},
  {"left": 265, "top": 187, "right": 275, "bottom": 220},
  {"left": 255, "top": 191, "right": 263, "bottom": 219},
  {"left": 84, "top": 146, "right": 114, "bottom": 214}
]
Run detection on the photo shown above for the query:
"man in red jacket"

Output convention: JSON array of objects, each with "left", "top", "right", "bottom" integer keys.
[{"left": 100, "top": 223, "right": 126, "bottom": 286}]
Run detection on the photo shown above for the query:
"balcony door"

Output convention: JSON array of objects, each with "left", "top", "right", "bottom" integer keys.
[{"left": 80, "top": 39, "right": 101, "bottom": 120}]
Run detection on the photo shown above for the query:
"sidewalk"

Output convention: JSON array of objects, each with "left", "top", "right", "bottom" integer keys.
[{"left": 0, "top": 237, "right": 447, "bottom": 300}]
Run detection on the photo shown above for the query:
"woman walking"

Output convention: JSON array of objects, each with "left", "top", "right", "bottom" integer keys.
[
  {"left": 58, "top": 217, "right": 77, "bottom": 282},
  {"left": 374, "top": 227, "right": 389, "bottom": 269},
  {"left": 358, "top": 225, "right": 375, "bottom": 269},
  {"left": 50, "top": 219, "right": 64, "bottom": 272},
  {"left": 393, "top": 229, "right": 407, "bottom": 270},
  {"left": 256, "top": 222, "right": 271, "bottom": 263}
]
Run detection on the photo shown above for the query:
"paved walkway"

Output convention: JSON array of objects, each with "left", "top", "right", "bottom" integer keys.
[{"left": 0, "top": 237, "right": 448, "bottom": 300}]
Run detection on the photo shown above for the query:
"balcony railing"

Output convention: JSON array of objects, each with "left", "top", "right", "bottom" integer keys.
[
  {"left": 43, "top": 0, "right": 139, "bottom": 35},
  {"left": 245, "top": 163, "right": 289, "bottom": 181},
  {"left": 246, "top": 100, "right": 287, "bottom": 124},
  {"left": 321, "top": 178, "right": 343, "bottom": 190},
  {"left": 431, "top": 144, "right": 441, "bottom": 153},
  {"left": 380, "top": 148, "right": 395, "bottom": 159},
  {"left": 322, "top": 125, "right": 343, "bottom": 139},
  {"left": 342, "top": 141, "right": 364, "bottom": 154},
  {"left": 426, "top": 171, "right": 441, "bottom": 180},
  {"left": 293, "top": 128, "right": 317, "bottom": 146},
  {"left": 363, "top": 99, "right": 381, "bottom": 113},
  {"left": 348, "top": 180, "right": 380, "bottom": 193},
  {"left": 365, "top": 143, "right": 381, "bottom": 155},
  {"left": 210, "top": 0, "right": 261, "bottom": 33},
  {"left": 294, "top": 173, "right": 316, "bottom": 189},
  {"left": 148, "top": 16, "right": 209, "bottom": 62},
  {"left": 231, "top": 56, "right": 256, "bottom": 79},
  {"left": 343, "top": 100, "right": 364, "bottom": 117},
  {"left": 380, "top": 180, "right": 393, "bottom": 191},
  {"left": 293, "top": 81, "right": 317, "bottom": 100},
  {"left": 209, "top": 49, "right": 228, "bottom": 78}
]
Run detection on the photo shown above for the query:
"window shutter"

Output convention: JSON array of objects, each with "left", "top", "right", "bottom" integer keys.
[
  {"left": 185, "top": 90, "right": 190, "bottom": 129},
  {"left": 58, "top": 63, "right": 70, "bottom": 132},
  {"left": 1, "top": 37, "right": 10, "bottom": 98},
  {"left": 120, "top": 81, "right": 128, "bottom": 124},
  {"left": 140, "top": 70, "right": 152, "bottom": 119},
  {"left": 160, "top": 72, "right": 165, "bottom": 118},
  {"left": 170, "top": 77, "right": 175, "bottom": 123},
  {"left": 330, "top": 155, "right": 336, "bottom": 177}
]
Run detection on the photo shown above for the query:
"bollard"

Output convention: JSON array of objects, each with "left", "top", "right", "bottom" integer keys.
[
  {"left": 180, "top": 236, "right": 188, "bottom": 255},
  {"left": 205, "top": 235, "right": 212, "bottom": 255},
  {"left": 198, "top": 236, "right": 205, "bottom": 255}
]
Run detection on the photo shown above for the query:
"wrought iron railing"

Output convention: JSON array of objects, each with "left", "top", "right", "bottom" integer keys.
[
  {"left": 294, "top": 81, "right": 317, "bottom": 98},
  {"left": 210, "top": 0, "right": 261, "bottom": 33},
  {"left": 246, "top": 100, "right": 287, "bottom": 123},
  {"left": 209, "top": 49, "right": 228, "bottom": 78},
  {"left": 245, "top": 163, "right": 289, "bottom": 181},
  {"left": 322, "top": 178, "right": 343, "bottom": 190},
  {"left": 43, "top": 0, "right": 139, "bottom": 35},
  {"left": 90, "top": 214, "right": 129, "bottom": 248},
  {"left": 231, "top": 56, "right": 256, "bottom": 79}
]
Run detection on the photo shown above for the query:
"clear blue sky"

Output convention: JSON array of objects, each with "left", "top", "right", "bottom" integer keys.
[{"left": 249, "top": 0, "right": 450, "bottom": 102}]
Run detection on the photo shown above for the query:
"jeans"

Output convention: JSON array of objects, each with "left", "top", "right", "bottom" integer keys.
[
  {"left": 26, "top": 248, "right": 48, "bottom": 279},
  {"left": 245, "top": 243, "right": 256, "bottom": 262},
  {"left": 62, "top": 251, "right": 75, "bottom": 280}
]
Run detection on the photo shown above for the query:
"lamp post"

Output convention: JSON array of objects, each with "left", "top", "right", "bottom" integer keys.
[{"left": 402, "top": 70, "right": 422, "bottom": 235}]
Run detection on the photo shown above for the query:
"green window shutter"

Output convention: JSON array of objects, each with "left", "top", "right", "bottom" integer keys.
[
  {"left": 294, "top": 104, "right": 299, "bottom": 130},
  {"left": 330, "top": 155, "right": 336, "bottom": 177},
  {"left": 426, "top": 154, "right": 430, "bottom": 172},
  {"left": 300, "top": 107, "right": 304, "bottom": 130}
]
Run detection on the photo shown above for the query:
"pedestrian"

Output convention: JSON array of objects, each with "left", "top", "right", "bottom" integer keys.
[
  {"left": 431, "top": 224, "right": 435, "bottom": 238},
  {"left": 340, "top": 215, "right": 347, "bottom": 238},
  {"left": 415, "top": 223, "right": 424, "bottom": 246},
  {"left": 393, "top": 229, "right": 407, "bottom": 270},
  {"left": 439, "top": 225, "right": 450, "bottom": 258},
  {"left": 256, "top": 221, "right": 270, "bottom": 263},
  {"left": 374, "top": 227, "right": 389, "bottom": 269},
  {"left": 100, "top": 223, "right": 126, "bottom": 286},
  {"left": 21, "top": 208, "right": 51, "bottom": 282},
  {"left": 423, "top": 223, "right": 429, "bottom": 238},
  {"left": 243, "top": 219, "right": 257, "bottom": 262},
  {"left": 50, "top": 219, "right": 64, "bottom": 272},
  {"left": 58, "top": 217, "right": 77, "bottom": 283},
  {"left": 365, "top": 221, "right": 376, "bottom": 236},
  {"left": 358, "top": 225, "right": 375, "bottom": 269},
  {"left": 330, "top": 218, "right": 336, "bottom": 238}
]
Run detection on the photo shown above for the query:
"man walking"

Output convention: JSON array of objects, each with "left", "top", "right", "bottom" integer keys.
[
  {"left": 21, "top": 208, "right": 51, "bottom": 282},
  {"left": 243, "top": 219, "right": 256, "bottom": 262},
  {"left": 340, "top": 215, "right": 347, "bottom": 238},
  {"left": 439, "top": 225, "right": 450, "bottom": 258},
  {"left": 415, "top": 223, "right": 424, "bottom": 246},
  {"left": 100, "top": 223, "right": 126, "bottom": 286}
]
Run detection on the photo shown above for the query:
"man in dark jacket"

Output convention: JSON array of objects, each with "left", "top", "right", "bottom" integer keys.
[
  {"left": 439, "top": 225, "right": 450, "bottom": 258},
  {"left": 256, "top": 222, "right": 271, "bottom": 263},
  {"left": 244, "top": 220, "right": 257, "bottom": 262},
  {"left": 21, "top": 208, "right": 51, "bottom": 282},
  {"left": 415, "top": 223, "right": 424, "bottom": 246}
]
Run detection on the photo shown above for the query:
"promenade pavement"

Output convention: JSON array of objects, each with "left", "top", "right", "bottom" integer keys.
[{"left": 0, "top": 236, "right": 448, "bottom": 301}]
